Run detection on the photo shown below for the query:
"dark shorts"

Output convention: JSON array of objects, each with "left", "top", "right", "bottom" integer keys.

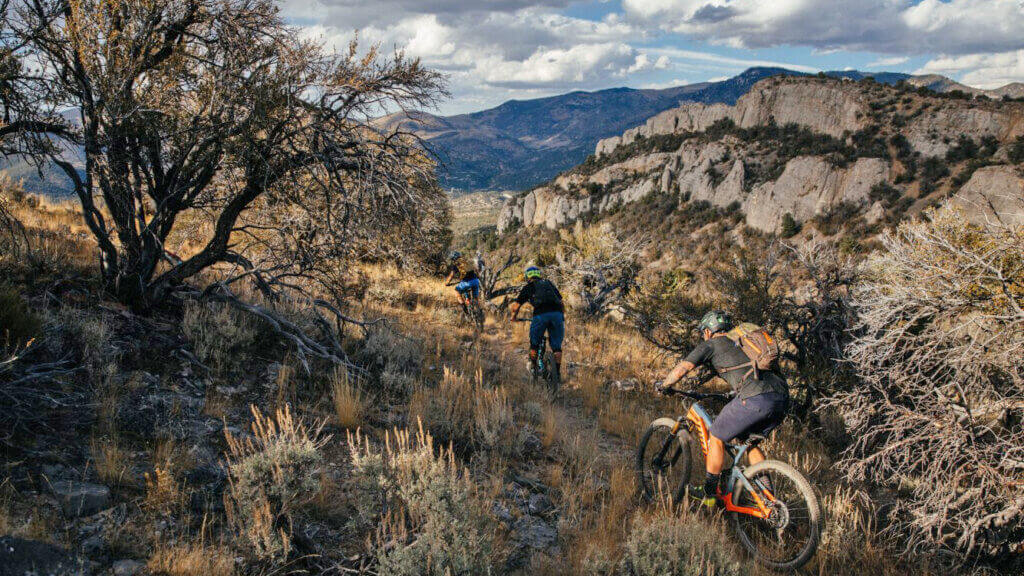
[
  {"left": 709, "top": 392, "right": 788, "bottom": 443},
  {"left": 530, "top": 312, "right": 564, "bottom": 352}
]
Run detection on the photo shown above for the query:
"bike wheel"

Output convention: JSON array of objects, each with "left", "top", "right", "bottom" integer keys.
[
  {"left": 730, "top": 460, "right": 822, "bottom": 571},
  {"left": 636, "top": 419, "right": 694, "bottom": 503}
]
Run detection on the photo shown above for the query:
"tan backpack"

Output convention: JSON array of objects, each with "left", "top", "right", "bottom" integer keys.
[{"left": 719, "top": 322, "right": 779, "bottom": 380}]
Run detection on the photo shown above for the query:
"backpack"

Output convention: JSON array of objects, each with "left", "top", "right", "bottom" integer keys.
[
  {"left": 531, "top": 279, "right": 562, "bottom": 308},
  {"left": 719, "top": 322, "right": 779, "bottom": 380}
]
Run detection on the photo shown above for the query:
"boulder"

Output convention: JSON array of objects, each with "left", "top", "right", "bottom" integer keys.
[
  {"left": 0, "top": 536, "right": 87, "bottom": 576},
  {"left": 49, "top": 480, "right": 110, "bottom": 517},
  {"left": 951, "top": 165, "right": 1024, "bottom": 228}
]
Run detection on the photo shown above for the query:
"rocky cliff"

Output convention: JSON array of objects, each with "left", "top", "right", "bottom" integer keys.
[{"left": 499, "top": 75, "right": 1024, "bottom": 236}]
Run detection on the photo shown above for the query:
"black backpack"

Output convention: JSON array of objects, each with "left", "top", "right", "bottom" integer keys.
[{"left": 531, "top": 279, "right": 562, "bottom": 308}]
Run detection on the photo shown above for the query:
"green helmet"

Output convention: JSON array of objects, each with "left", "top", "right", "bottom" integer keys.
[
  {"left": 698, "top": 310, "right": 732, "bottom": 334},
  {"left": 525, "top": 266, "right": 542, "bottom": 279}
]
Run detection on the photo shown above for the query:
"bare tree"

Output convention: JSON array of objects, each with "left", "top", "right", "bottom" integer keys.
[
  {"left": 478, "top": 248, "right": 521, "bottom": 308},
  {"left": 556, "top": 221, "right": 644, "bottom": 318},
  {"left": 825, "top": 208, "right": 1024, "bottom": 560},
  {"left": 1, "top": 0, "right": 449, "bottom": 309}
]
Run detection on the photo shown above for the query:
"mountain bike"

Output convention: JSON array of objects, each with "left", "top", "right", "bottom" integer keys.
[
  {"left": 513, "top": 318, "right": 558, "bottom": 392},
  {"left": 449, "top": 285, "right": 485, "bottom": 333},
  {"left": 636, "top": 389, "right": 822, "bottom": 571}
]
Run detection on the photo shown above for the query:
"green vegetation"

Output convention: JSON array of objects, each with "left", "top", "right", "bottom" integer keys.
[{"left": 780, "top": 213, "right": 801, "bottom": 238}]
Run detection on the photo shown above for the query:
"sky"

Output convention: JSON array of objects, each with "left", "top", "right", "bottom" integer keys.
[{"left": 282, "top": 0, "right": 1024, "bottom": 115}]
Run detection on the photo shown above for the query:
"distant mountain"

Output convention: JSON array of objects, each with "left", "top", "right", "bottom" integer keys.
[
  {"left": 379, "top": 67, "right": 799, "bottom": 192},
  {"left": 381, "top": 67, "right": 1023, "bottom": 193},
  {"left": 4, "top": 69, "right": 1022, "bottom": 198}
]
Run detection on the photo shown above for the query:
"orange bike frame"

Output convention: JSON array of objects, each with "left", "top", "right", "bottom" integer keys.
[{"left": 685, "top": 404, "right": 772, "bottom": 519}]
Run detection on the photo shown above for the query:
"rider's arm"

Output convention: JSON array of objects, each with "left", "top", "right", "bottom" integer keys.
[
  {"left": 662, "top": 360, "right": 696, "bottom": 389},
  {"left": 509, "top": 283, "right": 532, "bottom": 321},
  {"left": 660, "top": 340, "right": 712, "bottom": 390}
]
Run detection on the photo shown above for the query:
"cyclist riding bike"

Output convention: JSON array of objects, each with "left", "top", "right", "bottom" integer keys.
[
  {"left": 655, "top": 310, "right": 789, "bottom": 507},
  {"left": 509, "top": 266, "right": 565, "bottom": 384},
  {"left": 445, "top": 251, "right": 481, "bottom": 310}
]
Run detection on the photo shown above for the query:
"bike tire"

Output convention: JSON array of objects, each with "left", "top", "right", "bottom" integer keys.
[
  {"left": 636, "top": 418, "right": 695, "bottom": 504},
  {"left": 730, "top": 460, "right": 822, "bottom": 571}
]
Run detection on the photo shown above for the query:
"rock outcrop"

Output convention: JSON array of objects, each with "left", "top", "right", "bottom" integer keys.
[
  {"left": 951, "top": 166, "right": 1024, "bottom": 228},
  {"left": 499, "top": 75, "right": 1024, "bottom": 236}
]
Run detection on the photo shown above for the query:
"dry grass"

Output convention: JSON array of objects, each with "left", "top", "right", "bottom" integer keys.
[
  {"left": 91, "top": 435, "right": 131, "bottom": 486},
  {"left": 148, "top": 542, "right": 236, "bottom": 576},
  {"left": 331, "top": 369, "right": 366, "bottom": 430}
]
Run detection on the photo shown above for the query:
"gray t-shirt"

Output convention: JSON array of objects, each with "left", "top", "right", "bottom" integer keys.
[{"left": 684, "top": 336, "right": 787, "bottom": 399}]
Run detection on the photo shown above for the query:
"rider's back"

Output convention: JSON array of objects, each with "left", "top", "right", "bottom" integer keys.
[{"left": 519, "top": 278, "right": 563, "bottom": 315}]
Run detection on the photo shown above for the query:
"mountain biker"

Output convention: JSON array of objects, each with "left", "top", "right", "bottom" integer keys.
[
  {"left": 444, "top": 251, "right": 466, "bottom": 285},
  {"left": 655, "top": 310, "right": 788, "bottom": 507},
  {"left": 445, "top": 251, "right": 481, "bottom": 311},
  {"left": 509, "top": 266, "right": 565, "bottom": 383}
]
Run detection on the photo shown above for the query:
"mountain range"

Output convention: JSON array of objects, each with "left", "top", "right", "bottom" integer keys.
[
  {"left": 4, "top": 68, "right": 1023, "bottom": 198},
  {"left": 380, "top": 67, "right": 1024, "bottom": 193}
]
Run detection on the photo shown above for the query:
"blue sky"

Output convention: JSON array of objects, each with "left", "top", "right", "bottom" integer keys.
[{"left": 284, "top": 1, "right": 1024, "bottom": 115}]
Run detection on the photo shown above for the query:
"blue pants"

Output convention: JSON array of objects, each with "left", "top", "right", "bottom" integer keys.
[
  {"left": 530, "top": 312, "right": 564, "bottom": 352},
  {"left": 709, "top": 392, "right": 787, "bottom": 442},
  {"left": 456, "top": 278, "right": 480, "bottom": 299}
]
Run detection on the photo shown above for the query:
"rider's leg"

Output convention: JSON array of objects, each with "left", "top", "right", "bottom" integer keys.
[
  {"left": 547, "top": 312, "right": 565, "bottom": 379},
  {"left": 703, "top": 434, "right": 726, "bottom": 497},
  {"left": 748, "top": 447, "right": 766, "bottom": 466},
  {"left": 528, "top": 316, "right": 543, "bottom": 372}
]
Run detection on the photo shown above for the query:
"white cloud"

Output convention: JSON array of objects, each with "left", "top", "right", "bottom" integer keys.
[
  {"left": 622, "top": 1, "right": 1024, "bottom": 56},
  {"left": 917, "top": 50, "right": 1024, "bottom": 89},
  {"left": 867, "top": 56, "right": 910, "bottom": 68}
]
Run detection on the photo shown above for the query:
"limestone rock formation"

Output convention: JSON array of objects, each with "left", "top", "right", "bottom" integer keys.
[
  {"left": 951, "top": 166, "right": 1024, "bottom": 228},
  {"left": 499, "top": 76, "right": 1024, "bottom": 236}
]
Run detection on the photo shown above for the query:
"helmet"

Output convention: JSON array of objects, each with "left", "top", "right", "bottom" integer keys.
[
  {"left": 524, "top": 266, "right": 542, "bottom": 279},
  {"left": 698, "top": 310, "right": 732, "bottom": 334},
  {"left": 449, "top": 250, "right": 462, "bottom": 261}
]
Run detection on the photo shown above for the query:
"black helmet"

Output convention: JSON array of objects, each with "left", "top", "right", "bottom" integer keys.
[
  {"left": 698, "top": 310, "right": 732, "bottom": 334},
  {"left": 449, "top": 250, "right": 462, "bottom": 261}
]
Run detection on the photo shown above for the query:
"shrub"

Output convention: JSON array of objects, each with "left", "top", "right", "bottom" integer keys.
[
  {"left": 812, "top": 202, "right": 862, "bottom": 236},
  {"left": 409, "top": 368, "right": 517, "bottom": 455},
  {"left": 944, "top": 135, "right": 979, "bottom": 163},
  {"left": 0, "top": 283, "right": 41, "bottom": 352},
  {"left": 919, "top": 156, "right": 949, "bottom": 194},
  {"left": 348, "top": 426, "right": 496, "bottom": 575},
  {"left": 827, "top": 208, "right": 1024, "bottom": 560},
  {"left": 623, "top": 508, "right": 744, "bottom": 576},
  {"left": 224, "top": 405, "right": 326, "bottom": 561},
  {"left": 868, "top": 182, "right": 901, "bottom": 208},
  {"left": 1009, "top": 136, "right": 1024, "bottom": 164},
  {"left": 182, "top": 301, "right": 259, "bottom": 375},
  {"left": 779, "top": 212, "right": 801, "bottom": 238},
  {"left": 361, "top": 324, "right": 421, "bottom": 380},
  {"left": 331, "top": 369, "right": 365, "bottom": 430}
]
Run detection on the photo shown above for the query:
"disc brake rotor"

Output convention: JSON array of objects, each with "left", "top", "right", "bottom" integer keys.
[{"left": 766, "top": 500, "right": 791, "bottom": 530}]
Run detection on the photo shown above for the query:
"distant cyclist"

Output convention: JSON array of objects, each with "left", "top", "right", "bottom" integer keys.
[
  {"left": 444, "top": 251, "right": 466, "bottom": 285},
  {"left": 509, "top": 266, "right": 565, "bottom": 383},
  {"left": 655, "top": 311, "right": 789, "bottom": 507},
  {"left": 445, "top": 250, "right": 482, "bottom": 311}
]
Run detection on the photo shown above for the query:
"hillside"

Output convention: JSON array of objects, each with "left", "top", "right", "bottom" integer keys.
[
  {"left": 378, "top": 67, "right": 801, "bottom": 192},
  {"left": 380, "top": 68, "right": 1024, "bottom": 194},
  {"left": 497, "top": 74, "right": 1024, "bottom": 261}
]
